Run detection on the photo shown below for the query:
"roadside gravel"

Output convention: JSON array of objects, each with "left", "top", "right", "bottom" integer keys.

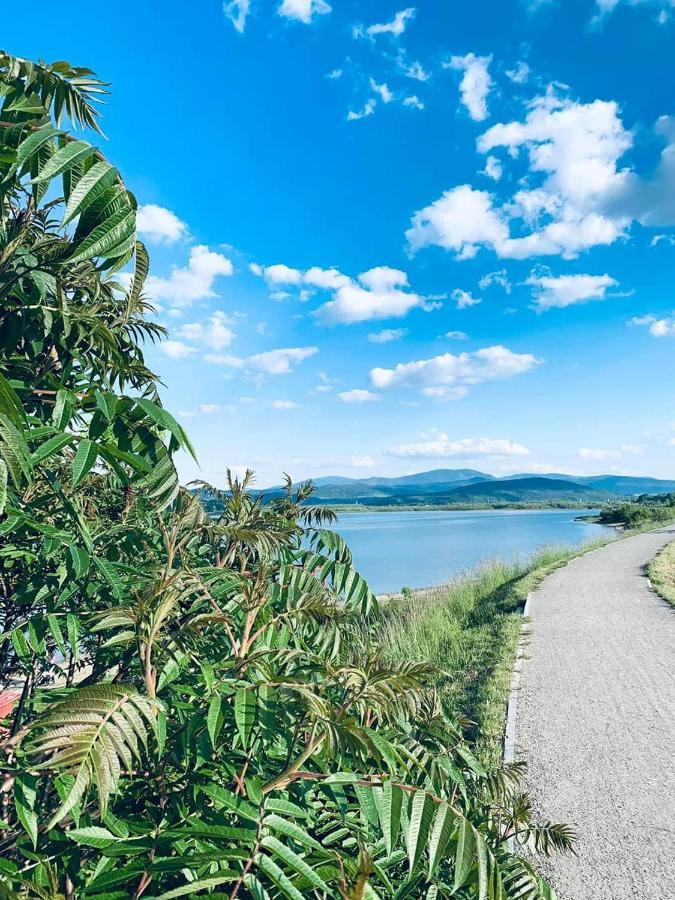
[{"left": 516, "top": 527, "right": 675, "bottom": 900}]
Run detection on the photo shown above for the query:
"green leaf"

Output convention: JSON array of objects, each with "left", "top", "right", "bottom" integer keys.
[
  {"left": 264, "top": 814, "right": 323, "bottom": 852},
  {"left": 453, "top": 818, "right": 475, "bottom": 892},
  {"left": 379, "top": 782, "right": 404, "bottom": 857},
  {"left": 66, "top": 612, "right": 79, "bottom": 662},
  {"left": 62, "top": 160, "right": 118, "bottom": 225},
  {"left": 9, "top": 125, "right": 60, "bottom": 178},
  {"left": 66, "top": 826, "right": 120, "bottom": 849},
  {"left": 72, "top": 439, "right": 98, "bottom": 487},
  {"left": 11, "top": 628, "right": 31, "bottom": 664},
  {"left": 207, "top": 695, "right": 224, "bottom": 749},
  {"left": 31, "top": 140, "right": 94, "bottom": 183},
  {"left": 52, "top": 389, "right": 75, "bottom": 430},
  {"left": 14, "top": 773, "right": 37, "bottom": 849},
  {"left": 68, "top": 204, "right": 135, "bottom": 264},
  {"left": 46, "top": 614, "right": 66, "bottom": 656},
  {"left": 68, "top": 544, "right": 90, "bottom": 578},
  {"left": 25, "top": 684, "right": 157, "bottom": 825},
  {"left": 255, "top": 852, "right": 305, "bottom": 900},
  {"left": 234, "top": 687, "right": 255, "bottom": 747},
  {"left": 0, "top": 458, "right": 7, "bottom": 516},
  {"left": 155, "top": 872, "right": 238, "bottom": 899},
  {"left": 133, "top": 397, "right": 197, "bottom": 461},
  {"left": 407, "top": 791, "right": 435, "bottom": 874},
  {"left": 427, "top": 802, "right": 456, "bottom": 876},
  {"left": 31, "top": 432, "right": 74, "bottom": 465},
  {"left": 260, "top": 835, "right": 330, "bottom": 893}
]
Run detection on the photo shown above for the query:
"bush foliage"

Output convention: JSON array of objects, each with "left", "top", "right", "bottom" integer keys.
[{"left": 0, "top": 52, "right": 572, "bottom": 899}]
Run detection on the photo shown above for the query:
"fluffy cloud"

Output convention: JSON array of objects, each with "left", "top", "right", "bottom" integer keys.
[
  {"left": 479, "top": 269, "right": 512, "bottom": 292},
  {"left": 440, "top": 330, "right": 468, "bottom": 339},
  {"left": 368, "top": 328, "right": 408, "bottom": 343},
  {"left": 362, "top": 7, "right": 416, "bottom": 36},
  {"left": 136, "top": 205, "right": 187, "bottom": 244},
  {"left": 482, "top": 155, "right": 503, "bottom": 180},
  {"left": 278, "top": 0, "right": 331, "bottom": 23},
  {"left": 387, "top": 432, "right": 530, "bottom": 459},
  {"left": 252, "top": 261, "right": 427, "bottom": 324},
  {"left": 177, "top": 311, "right": 235, "bottom": 351},
  {"left": 317, "top": 267, "right": 427, "bottom": 323},
  {"left": 407, "top": 92, "right": 644, "bottom": 260},
  {"left": 160, "top": 340, "right": 196, "bottom": 360},
  {"left": 420, "top": 386, "right": 469, "bottom": 399},
  {"left": 223, "top": 0, "right": 250, "bottom": 32},
  {"left": 403, "top": 95, "right": 424, "bottom": 110},
  {"left": 370, "top": 345, "right": 541, "bottom": 392},
  {"left": 629, "top": 313, "right": 675, "bottom": 336},
  {"left": 339, "top": 389, "right": 380, "bottom": 403},
  {"left": 452, "top": 288, "right": 481, "bottom": 309},
  {"left": 526, "top": 271, "right": 619, "bottom": 310},
  {"left": 207, "top": 346, "right": 318, "bottom": 374},
  {"left": 448, "top": 53, "right": 493, "bottom": 122},
  {"left": 147, "top": 245, "right": 234, "bottom": 307},
  {"left": 506, "top": 61, "right": 530, "bottom": 84},
  {"left": 370, "top": 78, "right": 393, "bottom": 103}
]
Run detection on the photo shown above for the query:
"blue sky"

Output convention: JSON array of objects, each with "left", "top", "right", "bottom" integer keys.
[{"left": 7, "top": 0, "right": 675, "bottom": 484}]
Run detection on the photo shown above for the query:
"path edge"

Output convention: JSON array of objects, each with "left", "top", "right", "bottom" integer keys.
[{"left": 503, "top": 591, "right": 532, "bottom": 763}]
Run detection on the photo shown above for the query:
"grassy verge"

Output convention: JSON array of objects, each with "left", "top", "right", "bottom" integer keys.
[
  {"left": 376, "top": 538, "right": 611, "bottom": 769},
  {"left": 647, "top": 540, "right": 675, "bottom": 606}
]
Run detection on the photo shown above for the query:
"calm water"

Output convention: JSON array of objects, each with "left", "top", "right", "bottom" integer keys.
[{"left": 335, "top": 508, "right": 612, "bottom": 594}]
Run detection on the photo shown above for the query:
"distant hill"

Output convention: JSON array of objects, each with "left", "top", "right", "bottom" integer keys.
[
  {"left": 252, "top": 468, "right": 674, "bottom": 507},
  {"left": 444, "top": 477, "right": 616, "bottom": 504}
]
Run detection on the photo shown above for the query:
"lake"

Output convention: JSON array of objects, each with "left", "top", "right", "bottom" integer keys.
[{"left": 334, "top": 508, "right": 613, "bottom": 594}]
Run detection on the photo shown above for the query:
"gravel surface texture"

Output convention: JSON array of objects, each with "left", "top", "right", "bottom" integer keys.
[{"left": 516, "top": 527, "right": 675, "bottom": 900}]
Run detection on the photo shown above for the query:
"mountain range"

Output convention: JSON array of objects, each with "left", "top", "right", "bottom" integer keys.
[{"left": 259, "top": 469, "right": 675, "bottom": 506}]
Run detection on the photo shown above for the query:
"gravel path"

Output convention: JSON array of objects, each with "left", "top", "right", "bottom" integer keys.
[{"left": 516, "top": 527, "right": 675, "bottom": 900}]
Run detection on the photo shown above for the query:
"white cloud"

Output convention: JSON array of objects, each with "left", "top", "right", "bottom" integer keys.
[
  {"left": 448, "top": 53, "right": 493, "bottom": 122},
  {"left": 257, "top": 263, "right": 303, "bottom": 285},
  {"left": 223, "top": 0, "right": 249, "bottom": 32},
  {"left": 452, "top": 288, "right": 482, "bottom": 309},
  {"left": 146, "top": 245, "right": 234, "bottom": 307},
  {"left": 317, "top": 267, "right": 427, "bottom": 324},
  {"left": 593, "top": 0, "right": 675, "bottom": 25},
  {"left": 403, "top": 95, "right": 424, "bottom": 110},
  {"left": 199, "top": 404, "right": 222, "bottom": 414},
  {"left": 406, "top": 185, "right": 509, "bottom": 259},
  {"left": 650, "top": 233, "right": 675, "bottom": 246},
  {"left": 370, "top": 78, "right": 393, "bottom": 103},
  {"left": 278, "top": 0, "right": 331, "bottom": 24},
  {"left": 526, "top": 271, "right": 619, "bottom": 310},
  {"left": 160, "top": 340, "right": 196, "bottom": 360},
  {"left": 440, "top": 330, "right": 468, "bottom": 339},
  {"left": 268, "top": 399, "right": 300, "bottom": 409},
  {"left": 177, "top": 311, "right": 235, "bottom": 350},
  {"left": 367, "top": 328, "right": 408, "bottom": 343},
  {"left": 136, "top": 205, "right": 187, "bottom": 244},
  {"left": 479, "top": 269, "right": 512, "bottom": 292},
  {"left": 387, "top": 432, "right": 530, "bottom": 459},
  {"left": 364, "top": 7, "right": 416, "bottom": 36},
  {"left": 629, "top": 313, "right": 675, "bottom": 336},
  {"left": 506, "top": 61, "right": 530, "bottom": 84},
  {"left": 402, "top": 60, "right": 428, "bottom": 81},
  {"left": 207, "top": 346, "right": 318, "bottom": 374},
  {"left": 326, "top": 68, "right": 343, "bottom": 80},
  {"left": 371, "top": 345, "right": 541, "bottom": 392},
  {"left": 348, "top": 99, "right": 376, "bottom": 121},
  {"left": 339, "top": 389, "right": 380, "bottom": 403},
  {"left": 578, "top": 447, "right": 621, "bottom": 460},
  {"left": 482, "top": 155, "right": 503, "bottom": 180},
  {"left": 407, "top": 92, "right": 641, "bottom": 260}
]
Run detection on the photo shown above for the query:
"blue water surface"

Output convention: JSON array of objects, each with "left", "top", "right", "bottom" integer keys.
[{"left": 334, "top": 508, "right": 612, "bottom": 594}]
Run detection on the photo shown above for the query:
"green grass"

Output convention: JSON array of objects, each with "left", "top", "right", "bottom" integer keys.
[
  {"left": 647, "top": 540, "right": 675, "bottom": 607},
  {"left": 376, "top": 538, "right": 611, "bottom": 768}
]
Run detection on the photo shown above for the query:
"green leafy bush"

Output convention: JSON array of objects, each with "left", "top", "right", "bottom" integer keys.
[{"left": 0, "top": 51, "right": 572, "bottom": 899}]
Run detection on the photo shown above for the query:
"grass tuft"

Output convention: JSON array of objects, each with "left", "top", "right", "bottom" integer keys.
[{"left": 647, "top": 540, "right": 675, "bottom": 607}]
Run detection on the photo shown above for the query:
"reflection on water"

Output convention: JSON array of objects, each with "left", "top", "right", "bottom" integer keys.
[{"left": 334, "top": 508, "right": 612, "bottom": 594}]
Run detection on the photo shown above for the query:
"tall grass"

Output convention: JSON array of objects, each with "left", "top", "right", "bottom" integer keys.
[
  {"left": 377, "top": 538, "right": 610, "bottom": 767},
  {"left": 647, "top": 540, "right": 675, "bottom": 607}
]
